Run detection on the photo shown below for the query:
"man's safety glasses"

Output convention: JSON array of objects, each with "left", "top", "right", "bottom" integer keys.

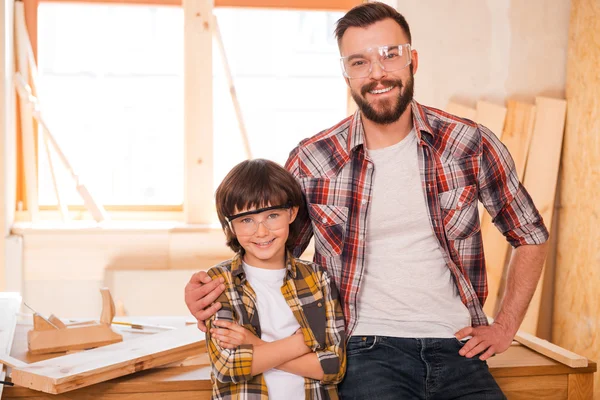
[{"left": 340, "top": 43, "right": 412, "bottom": 79}]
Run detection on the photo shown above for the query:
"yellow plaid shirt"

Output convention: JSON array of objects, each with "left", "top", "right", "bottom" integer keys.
[{"left": 206, "top": 252, "right": 346, "bottom": 399}]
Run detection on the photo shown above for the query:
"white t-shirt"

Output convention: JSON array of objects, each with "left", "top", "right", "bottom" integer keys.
[
  {"left": 353, "top": 129, "right": 472, "bottom": 338},
  {"left": 243, "top": 262, "right": 305, "bottom": 400}
]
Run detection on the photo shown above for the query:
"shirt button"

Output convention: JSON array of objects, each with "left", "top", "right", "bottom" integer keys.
[
  {"left": 361, "top": 199, "right": 367, "bottom": 205},
  {"left": 317, "top": 302, "right": 323, "bottom": 307},
  {"left": 366, "top": 163, "right": 373, "bottom": 169},
  {"left": 322, "top": 217, "right": 327, "bottom": 223},
  {"left": 457, "top": 201, "right": 463, "bottom": 207}
]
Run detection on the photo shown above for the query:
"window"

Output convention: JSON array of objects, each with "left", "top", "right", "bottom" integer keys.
[
  {"left": 212, "top": 8, "right": 347, "bottom": 188},
  {"left": 34, "top": 3, "right": 347, "bottom": 216},
  {"left": 37, "top": 3, "right": 184, "bottom": 207}
]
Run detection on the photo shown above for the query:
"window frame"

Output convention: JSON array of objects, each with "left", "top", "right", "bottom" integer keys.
[{"left": 19, "top": 0, "right": 361, "bottom": 223}]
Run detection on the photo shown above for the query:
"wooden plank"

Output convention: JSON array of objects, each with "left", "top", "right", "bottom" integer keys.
[
  {"left": 475, "top": 100, "right": 506, "bottom": 139},
  {"left": 494, "top": 375, "right": 567, "bottom": 400},
  {"left": 514, "top": 330, "right": 588, "bottom": 368},
  {"left": 482, "top": 100, "right": 536, "bottom": 317},
  {"left": 213, "top": 16, "right": 252, "bottom": 159},
  {"left": 567, "top": 373, "right": 594, "bottom": 400},
  {"left": 183, "top": 0, "right": 214, "bottom": 225},
  {"left": 0, "top": 293, "right": 22, "bottom": 398},
  {"left": 445, "top": 101, "right": 476, "bottom": 121},
  {"left": 519, "top": 97, "right": 567, "bottom": 335},
  {"left": 553, "top": 2, "right": 600, "bottom": 399},
  {"left": 14, "top": 1, "right": 39, "bottom": 220},
  {"left": 8, "top": 326, "right": 205, "bottom": 394},
  {"left": 474, "top": 100, "right": 507, "bottom": 222},
  {"left": 39, "top": 0, "right": 359, "bottom": 10}
]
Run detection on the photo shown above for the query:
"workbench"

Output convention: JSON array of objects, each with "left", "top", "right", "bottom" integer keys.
[{"left": 3, "top": 317, "right": 596, "bottom": 399}]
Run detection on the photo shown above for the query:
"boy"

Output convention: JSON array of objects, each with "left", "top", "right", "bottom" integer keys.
[{"left": 204, "top": 159, "right": 346, "bottom": 400}]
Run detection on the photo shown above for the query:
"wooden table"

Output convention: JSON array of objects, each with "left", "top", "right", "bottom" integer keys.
[{"left": 3, "top": 317, "right": 596, "bottom": 399}]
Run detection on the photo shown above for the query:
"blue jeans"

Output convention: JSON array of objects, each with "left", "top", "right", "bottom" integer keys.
[{"left": 338, "top": 336, "right": 506, "bottom": 400}]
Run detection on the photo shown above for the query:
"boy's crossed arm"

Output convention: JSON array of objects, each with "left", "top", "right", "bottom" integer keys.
[
  {"left": 207, "top": 315, "right": 311, "bottom": 382},
  {"left": 211, "top": 319, "right": 325, "bottom": 381}
]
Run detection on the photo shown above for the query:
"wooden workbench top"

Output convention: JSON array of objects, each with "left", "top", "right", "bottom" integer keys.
[{"left": 4, "top": 317, "right": 596, "bottom": 399}]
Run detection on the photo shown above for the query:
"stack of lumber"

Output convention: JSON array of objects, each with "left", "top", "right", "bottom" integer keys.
[{"left": 0, "top": 323, "right": 205, "bottom": 395}]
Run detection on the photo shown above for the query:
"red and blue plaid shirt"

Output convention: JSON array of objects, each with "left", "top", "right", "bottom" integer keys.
[{"left": 285, "top": 100, "right": 549, "bottom": 336}]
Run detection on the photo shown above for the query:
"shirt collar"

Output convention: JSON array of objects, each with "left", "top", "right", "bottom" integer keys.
[
  {"left": 230, "top": 250, "right": 298, "bottom": 282},
  {"left": 347, "top": 100, "right": 434, "bottom": 152}
]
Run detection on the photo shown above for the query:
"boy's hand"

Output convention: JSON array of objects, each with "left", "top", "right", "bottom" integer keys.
[{"left": 211, "top": 320, "right": 264, "bottom": 349}]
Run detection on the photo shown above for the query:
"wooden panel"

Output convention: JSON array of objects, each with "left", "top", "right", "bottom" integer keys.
[
  {"left": 0, "top": 293, "right": 22, "bottom": 398},
  {"left": 183, "top": 0, "right": 214, "bottom": 225},
  {"left": 445, "top": 101, "right": 476, "bottom": 121},
  {"left": 495, "top": 375, "right": 567, "bottom": 400},
  {"left": 475, "top": 100, "right": 506, "bottom": 139},
  {"left": 567, "top": 373, "right": 594, "bottom": 400},
  {"left": 554, "top": 1, "right": 600, "bottom": 399},
  {"left": 519, "top": 97, "right": 566, "bottom": 335},
  {"left": 9, "top": 326, "right": 205, "bottom": 394},
  {"left": 482, "top": 100, "right": 536, "bottom": 317}
]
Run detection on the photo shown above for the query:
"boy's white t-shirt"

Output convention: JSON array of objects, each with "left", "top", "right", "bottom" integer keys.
[{"left": 242, "top": 262, "right": 305, "bottom": 400}]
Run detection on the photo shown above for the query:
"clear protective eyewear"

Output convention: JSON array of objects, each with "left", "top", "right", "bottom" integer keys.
[
  {"left": 226, "top": 203, "right": 292, "bottom": 236},
  {"left": 340, "top": 43, "right": 412, "bottom": 79}
]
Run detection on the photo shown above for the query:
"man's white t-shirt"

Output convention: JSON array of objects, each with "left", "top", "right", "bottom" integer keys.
[{"left": 353, "top": 129, "right": 472, "bottom": 338}]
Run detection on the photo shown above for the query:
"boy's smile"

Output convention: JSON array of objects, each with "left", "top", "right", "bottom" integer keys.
[{"left": 230, "top": 204, "right": 298, "bottom": 270}]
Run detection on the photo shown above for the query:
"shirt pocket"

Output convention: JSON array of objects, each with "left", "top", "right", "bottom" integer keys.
[
  {"left": 308, "top": 204, "right": 348, "bottom": 258},
  {"left": 438, "top": 185, "right": 480, "bottom": 240},
  {"left": 301, "top": 297, "right": 327, "bottom": 348}
]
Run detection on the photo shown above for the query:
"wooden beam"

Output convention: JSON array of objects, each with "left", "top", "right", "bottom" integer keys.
[
  {"left": 7, "top": 325, "right": 205, "bottom": 394},
  {"left": 519, "top": 97, "right": 566, "bottom": 335},
  {"left": 554, "top": 1, "right": 600, "bottom": 398},
  {"left": 15, "top": 1, "right": 39, "bottom": 220},
  {"left": 183, "top": 0, "right": 214, "bottom": 225},
  {"left": 514, "top": 330, "right": 588, "bottom": 369},
  {"left": 214, "top": 0, "right": 359, "bottom": 9},
  {"left": 39, "top": 0, "right": 359, "bottom": 10},
  {"left": 482, "top": 100, "right": 536, "bottom": 317},
  {"left": 475, "top": 100, "right": 506, "bottom": 139},
  {"left": 0, "top": 293, "right": 22, "bottom": 398},
  {"left": 445, "top": 101, "right": 476, "bottom": 121}
]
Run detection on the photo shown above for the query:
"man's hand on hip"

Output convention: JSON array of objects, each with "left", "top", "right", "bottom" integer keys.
[
  {"left": 184, "top": 271, "right": 226, "bottom": 332},
  {"left": 454, "top": 322, "right": 514, "bottom": 361}
]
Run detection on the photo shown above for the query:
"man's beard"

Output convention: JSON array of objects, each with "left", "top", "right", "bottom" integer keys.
[{"left": 350, "top": 70, "right": 414, "bottom": 125}]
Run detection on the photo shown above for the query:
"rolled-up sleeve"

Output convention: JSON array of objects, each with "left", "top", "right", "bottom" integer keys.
[
  {"left": 315, "top": 268, "right": 346, "bottom": 385},
  {"left": 478, "top": 125, "right": 549, "bottom": 247},
  {"left": 205, "top": 269, "right": 254, "bottom": 384}
]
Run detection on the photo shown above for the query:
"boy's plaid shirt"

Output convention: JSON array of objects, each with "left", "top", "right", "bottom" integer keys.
[
  {"left": 205, "top": 252, "right": 346, "bottom": 400},
  {"left": 285, "top": 100, "right": 549, "bottom": 336}
]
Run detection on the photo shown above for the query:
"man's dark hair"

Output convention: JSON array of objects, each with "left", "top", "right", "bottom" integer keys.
[
  {"left": 335, "top": 2, "right": 412, "bottom": 46},
  {"left": 215, "top": 158, "right": 306, "bottom": 254}
]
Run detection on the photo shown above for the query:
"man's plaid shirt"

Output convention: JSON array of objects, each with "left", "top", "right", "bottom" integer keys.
[
  {"left": 205, "top": 252, "right": 346, "bottom": 399},
  {"left": 284, "top": 100, "right": 549, "bottom": 335}
]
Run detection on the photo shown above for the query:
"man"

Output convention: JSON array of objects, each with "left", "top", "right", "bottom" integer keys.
[{"left": 185, "top": 3, "right": 548, "bottom": 399}]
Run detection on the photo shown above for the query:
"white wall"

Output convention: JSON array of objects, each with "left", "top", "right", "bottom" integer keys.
[{"left": 397, "top": 0, "right": 570, "bottom": 109}]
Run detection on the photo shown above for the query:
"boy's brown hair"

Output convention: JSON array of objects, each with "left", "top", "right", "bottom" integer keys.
[{"left": 215, "top": 159, "right": 306, "bottom": 254}]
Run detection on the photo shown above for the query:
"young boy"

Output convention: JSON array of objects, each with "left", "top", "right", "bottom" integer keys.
[{"left": 204, "top": 159, "right": 346, "bottom": 400}]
